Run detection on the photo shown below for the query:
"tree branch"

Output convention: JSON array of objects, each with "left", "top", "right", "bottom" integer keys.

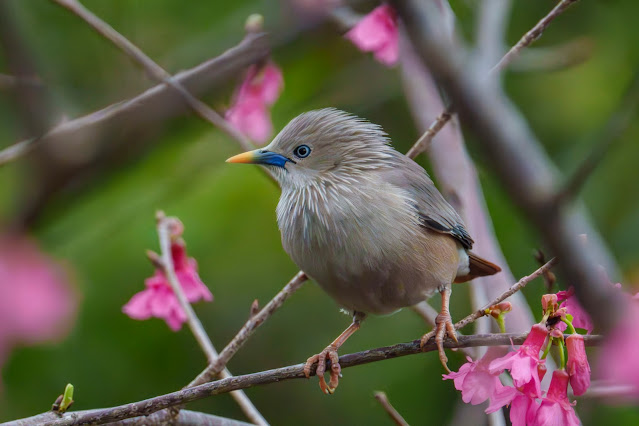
[
  {"left": 404, "top": 0, "right": 580, "bottom": 158},
  {"left": 490, "top": 0, "right": 580, "bottom": 74},
  {"left": 395, "top": 0, "right": 624, "bottom": 332},
  {"left": 374, "top": 392, "right": 409, "bottom": 426},
  {"left": 50, "top": 0, "right": 253, "bottom": 150},
  {"left": 7, "top": 410, "right": 252, "bottom": 426},
  {"left": 151, "top": 213, "right": 268, "bottom": 424},
  {"left": 36, "top": 333, "right": 602, "bottom": 426},
  {"left": 0, "top": 28, "right": 269, "bottom": 167},
  {"left": 188, "top": 271, "right": 308, "bottom": 387},
  {"left": 453, "top": 258, "right": 557, "bottom": 331}
]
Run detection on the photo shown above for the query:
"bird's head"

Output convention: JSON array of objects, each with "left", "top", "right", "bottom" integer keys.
[{"left": 226, "top": 108, "right": 398, "bottom": 188}]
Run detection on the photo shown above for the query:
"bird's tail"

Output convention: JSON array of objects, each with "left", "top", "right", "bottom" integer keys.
[{"left": 454, "top": 251, "right": 502, "bottom": 283}]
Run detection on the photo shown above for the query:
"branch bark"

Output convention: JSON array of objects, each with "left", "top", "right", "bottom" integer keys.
[
  {"left": 0, "top": 32, "right": 269, "bottom": 167},
  {"left": 188, "top": 271, "right": 308, "bottom": 387},
  {"left": 154, "top": 213, "right": 267, "bottom": 425},
  {"left": 395, "top": 0, "right": 623, "bottom": 331},
  {"left": 37, "top": 333, "right": 603, "bottom": 426}
]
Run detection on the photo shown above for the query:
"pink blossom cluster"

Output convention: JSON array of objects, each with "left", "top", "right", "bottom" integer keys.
[
  {"left": 344, "top": 4, "right": 399, "bottom": 66},
  {"left": 123, "top": 220, "right": 213, "bottom": 331},
  {"left": 444, "top": 291, "right": 593, "bottom": 425},
  {"left": 225, "top": 62, "right": 284, "bottom": 144}
]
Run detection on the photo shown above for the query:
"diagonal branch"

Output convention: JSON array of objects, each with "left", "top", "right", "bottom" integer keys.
[
  {"left": 374, "top": 392, "right": 409, "bottom": 426},
  {"left": 0, "top": 31, "right": 269, "bottom": 167},
  {"left": 50, "top": 0, "right": 253, "bottom": 150},
  {"left": 405, "top": 0, "right": 580, "bottom": 159},
  {"left": 395, "top": 0, "right": 623, "bottom": 332},
  {"left": 188, "top": 271, "right": 308, "bottom": 387},
  {"left": 153, "top": 213, "right": 267, "bottom": 425},
  {"left": 39, "top": 333, "right": 603, "bottom": 426}
]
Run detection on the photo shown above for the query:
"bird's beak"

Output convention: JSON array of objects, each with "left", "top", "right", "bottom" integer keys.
[{"left": 225, "top": 149, "right": 292, "bottom": 168}]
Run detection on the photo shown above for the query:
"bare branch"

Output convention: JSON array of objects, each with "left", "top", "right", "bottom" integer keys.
[
  {"left": 154, "top": 212, "right": 267, "bottom": 425},
  {"left": 405, "top": 108, "right": 452, "bottom": 159},
  {"left": 0, "top": 31, "right": 269, "bottom": 167},
  {"left": 374, "top": 392, "right": 409, "bottom": 426},
  {"left": 491, "top": 0, "right": 580, "bottom": 74},
  {"left": 156, "top": 213, "right": 217, "bottom": 363},
  {"left": 395, "top": 0, "right": 624, "bottom": 331},
  {"left": 405, "top": 0, "right": 580, "bottom": 158},
  {"left": 7, "top": 410, "right": 252, "bottom": 426},
  {"left": 50, "top": 0, "right": 253, "bottom": 150},
  {"left": 453, "top": 258, "right": 557, "bottom": 331},
  {"left": 474, "top": 0, "right": 513, "bottom": 74},
  {"left": 189, "top": 271, "right": 308, "bottom": 387},
  {"left": 37, "top": 333, "right": 603, "bottom": 426}
]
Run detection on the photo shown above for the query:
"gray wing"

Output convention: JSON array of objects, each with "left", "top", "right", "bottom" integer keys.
[{"left": 380, "top": 155, "right": 474, "bottom": 250}]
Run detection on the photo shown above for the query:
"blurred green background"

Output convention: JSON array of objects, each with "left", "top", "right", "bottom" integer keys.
[{"left": 1, "top": 0, "right": 638, "bottom": 424}]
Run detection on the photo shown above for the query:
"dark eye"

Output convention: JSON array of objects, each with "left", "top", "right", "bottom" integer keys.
[{"left": 293, "top": 144, "right": 311, "bottom": 158}]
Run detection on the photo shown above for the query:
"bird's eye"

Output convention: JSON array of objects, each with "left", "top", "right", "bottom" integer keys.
[{"left": 293, "top": 144, "right": 311, "bottom": 158}]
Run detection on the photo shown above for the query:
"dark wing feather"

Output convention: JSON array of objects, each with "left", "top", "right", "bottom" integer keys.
[{"left": 381, "top": 155, "right": 474, "bottom": 250}]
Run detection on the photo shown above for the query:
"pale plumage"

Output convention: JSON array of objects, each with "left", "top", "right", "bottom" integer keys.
[{"left": 226, "top": 108, "right": 500, "bottom": 393}]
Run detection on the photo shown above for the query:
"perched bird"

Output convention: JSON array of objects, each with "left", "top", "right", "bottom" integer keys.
[{"left": 227, "top": 108, "right": 500, "bottom": 393}]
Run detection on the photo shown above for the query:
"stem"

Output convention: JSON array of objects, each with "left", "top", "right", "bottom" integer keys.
[
  {"left": 155, "top": 213, "right": 268, "bottom": 425},
  {"left": 541, "top": 337, "right": 552, "bottom": 360},
  {"left": 558, "top": 338, "right": 566, "bottom": 369}
]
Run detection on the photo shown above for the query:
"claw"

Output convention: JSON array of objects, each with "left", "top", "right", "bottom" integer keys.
[
  {"left": 434, "top": 311, "right": 457, "bottom": 373},
  {"left": 304, "top": 345, "right": 340, "bottom": 394}
]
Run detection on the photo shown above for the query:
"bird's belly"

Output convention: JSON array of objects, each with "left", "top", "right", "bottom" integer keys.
[{"left": 289, "top": 236, "right": 459, "bottom": 315}]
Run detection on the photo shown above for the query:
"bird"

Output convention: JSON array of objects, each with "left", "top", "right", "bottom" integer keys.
[{"left": 226, "top": 108, "right": 500, "bottom": 394}]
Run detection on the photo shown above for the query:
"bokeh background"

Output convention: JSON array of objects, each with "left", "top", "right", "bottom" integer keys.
[{"left": 1, "top": 0, "right": 639, "bottom": 424}]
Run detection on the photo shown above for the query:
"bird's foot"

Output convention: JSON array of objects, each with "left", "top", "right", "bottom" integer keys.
[
  {"left": 303, "top": 344, "right": 341, "bottom": 394},
  {"left": 420, "top": 311, "right": 457, "bottom": 373}
]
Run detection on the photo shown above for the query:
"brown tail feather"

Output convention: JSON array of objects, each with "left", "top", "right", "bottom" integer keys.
[{"left": 454, "top": 251, "right": 502, "bottom": 283}]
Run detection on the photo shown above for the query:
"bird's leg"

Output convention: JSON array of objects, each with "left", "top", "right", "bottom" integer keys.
[
  {"left": 304, "top": 311, "right": 366, "bottom": 394},
  {"left": 420, "top": 285, "right": 457, "bottom": 372}
]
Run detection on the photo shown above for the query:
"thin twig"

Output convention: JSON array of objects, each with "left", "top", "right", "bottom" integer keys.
[
  {"left": 374, "top": 392, "right": 410, "bottom": 426},
  {"left": 157, "top": 213, "right": 217, "bottom": 363},
  {"left": 155, "top": 213, "right": 267, "bottom": 425},
  {"left": 50, "top": 0, "right": 254, "bottom": 151},
  {"left": 554, "top": 68, "right": 639, "bottom": 204},
  {"left": 375, "top": 392, "right": 408, "bottom": 426},
  {"left": 397, "top": 0, "right": 624, "bottom": 332},
  {"left": 189, "top": 271, "right": 308, "bottom": 387},
  {"left": 405, "top": 108, "right": 453, "bottom": 159},
  {"left": 453, "top": 258, "right": 557, "bottom": 332},
  {"left": 491, "top": 0, "right": 580, "bottom": 74},
  {"left": 37, "top": 333, "right": 602, "bottom": 426},
  {"left": 0, "top": 31, "right": 269, "bottom": 167},
  {"left": 404, "top": 0, "right": 580, "bottom": 158}
]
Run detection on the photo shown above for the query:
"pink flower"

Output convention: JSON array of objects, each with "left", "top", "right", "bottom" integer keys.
[
  {"left": 226, "top": 62, "right": 284, "bottom": 144},
  {"left": 123, "top": 240, "right": 213, "bottom": 331},
  {"left": 489, "top": 323, "right": 548, "bottom": 395},
  {"left": 486, "top": 381, "right": 540, "bottom": 426},
  {"left": 0, "top": 234, "right": 77, "bottom": 379},
  {"left": 443, "top": 347, "right": 505, "bottom": 405},
  {"left": 566, "top": 334, "right": 591, "bottom": 396},
  {"left": 597, "top": 300, "right": 639, "bottom": 400},
  {"left": 344, "top": 4, "right": 399, "bottom": 66},
  {"left": 556, "top": 287, "right": 593, "bottom": 334},
  {"left": 532, "top": 370, "right": 580, "bottom": 426}
]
